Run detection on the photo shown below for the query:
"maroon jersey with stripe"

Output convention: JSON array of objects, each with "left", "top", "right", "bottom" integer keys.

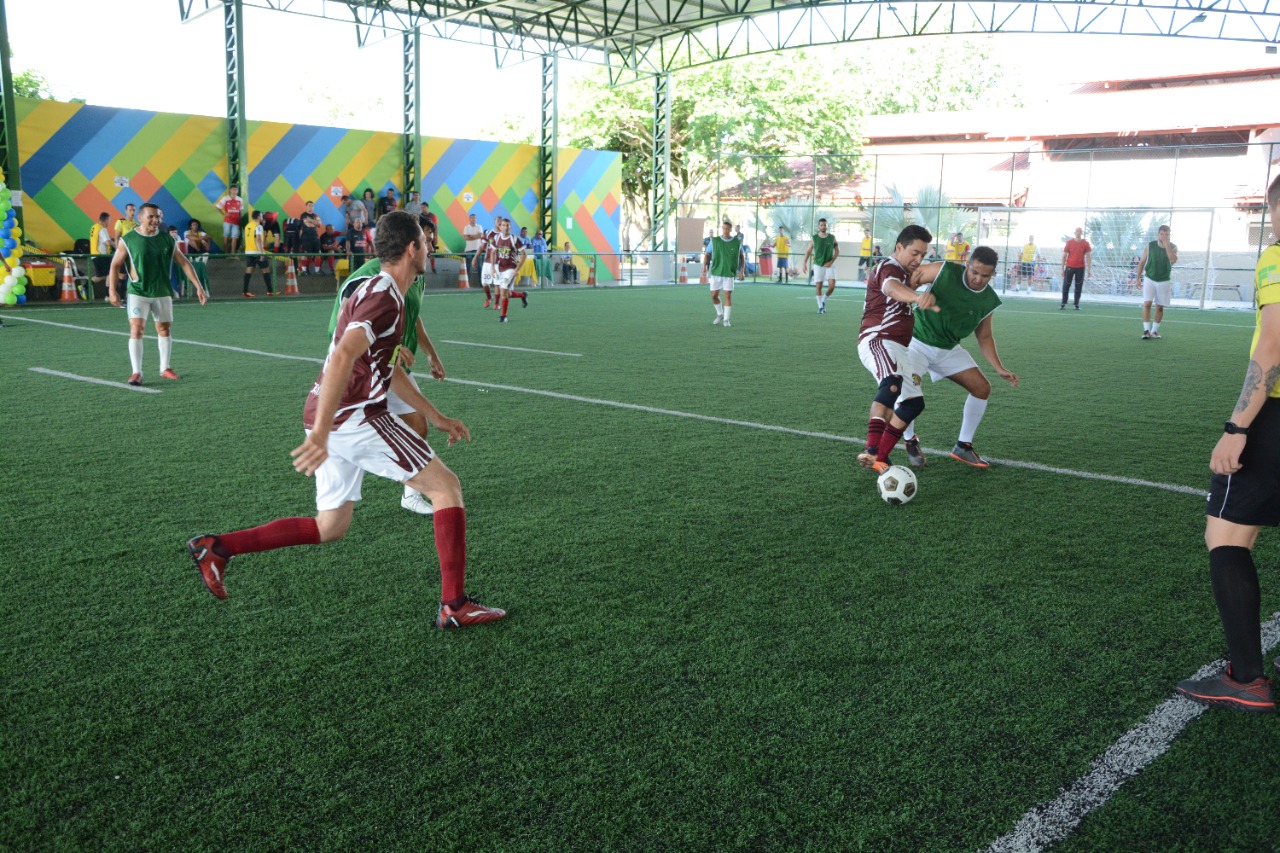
[
  {"left": 303, "top": 273, "right": 404, "bottom": 431},
  {"left": 858, "top": 257, "right": 915, "bottom": 347},
  {"left": 491, "top": 233, "right": 522, "bottom": 272}
]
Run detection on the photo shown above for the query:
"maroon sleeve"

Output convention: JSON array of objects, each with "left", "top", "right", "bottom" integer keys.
[{"left": 340, "top": 280, "right": 400, "bottom": 344}]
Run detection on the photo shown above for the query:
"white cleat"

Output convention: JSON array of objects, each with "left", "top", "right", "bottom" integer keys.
[
  {"left": 401, "top": 492, "right": 435, "bottom": 515},
  {"left": 723, "top": 321, "right": 731, "bottom": 327},
  {"left": 712, "top": 316, "right": 722, "bottom": 325}
]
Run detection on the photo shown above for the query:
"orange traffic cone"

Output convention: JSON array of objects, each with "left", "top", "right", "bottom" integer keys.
[
  {"left": 456, "top": 258, "right": 469, "bottom": 289},
  {"left": 678, "top": 262, "right": 688, "bottom": 284},
  {"left": 283, "top": 260, "right": 300, "bottom": 295},
  {"left": 699, "top": 265, "right": 709, "bottom": 285},
  {"left": 587, "top": 256, "right": 598, "bottom": 287},
  {"left": 60, "top": 258, "right": 78, "bottom": 302}
]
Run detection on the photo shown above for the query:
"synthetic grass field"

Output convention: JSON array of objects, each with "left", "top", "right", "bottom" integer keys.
[{"left": 3, "top": 284, "right": 1279, "bottom": 851}]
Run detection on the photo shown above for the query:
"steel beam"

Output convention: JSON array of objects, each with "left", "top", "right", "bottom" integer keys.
[
  {"left": 402, "top": 29, "right": 421, "bottom": 202},
  {"left": 540, "top": 53, "right": 558, "bottom": 247},
  {"left": 650, "top": 72, "right": 671, "bottom": 251},
  {"left": 224, "top": 0, "right": 248, "bottom": 196},
  {"left": 0, "top": 0, "right": 21, "bottom": 233}
]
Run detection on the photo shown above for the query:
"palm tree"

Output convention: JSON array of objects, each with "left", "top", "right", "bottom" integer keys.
[{"left": 1085, "top": 209, "right": 1170, "bottom": 291}]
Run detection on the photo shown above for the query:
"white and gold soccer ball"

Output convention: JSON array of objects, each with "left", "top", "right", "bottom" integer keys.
[{"left": 876, "top": 465, "right": 918, "bottom": 505}]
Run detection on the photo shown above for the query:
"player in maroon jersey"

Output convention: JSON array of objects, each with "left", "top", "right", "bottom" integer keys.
[
  {"left": 187, "top": 210, "right": 506, "bottom": 630},
  {"left": 855, "top": 224, "right": 938, "bottom": 474},
  {"left": 487, "top": 218, "right": 529, "bottom": 323}
]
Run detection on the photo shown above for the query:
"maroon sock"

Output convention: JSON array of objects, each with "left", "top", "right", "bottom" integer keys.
[
  {"left": 877, "top": 423, "right": 904, "bottom": 463},
  {"left": 510, "top": 290, "right": 526, "bottom": 299},
  {"left": 433, "top": 507, "right": 467, "bottom": 604},
  {"left": 216, "top": 517, "right": 320, "bottom": 556},
  {"left": 501, "top": 296, "right": 509, "bottom": 317},
  {"left": 866, "top": 417, "right": 886, "bottom": 453}
]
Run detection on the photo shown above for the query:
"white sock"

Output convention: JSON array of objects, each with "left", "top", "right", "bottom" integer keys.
[
  {"left": 903, "top": 423, "right": 916, "bottom": 441},
  {"left": 816, "top": 295, "right": 823, "bottom": 306},
  {"left": 723, "top": 305, "right": 732, "bottom": 322},
  {"left": 958, "top": 395, "right": 989, "bottom": 444},
  {"left": 158, "top": 336, "right": 172, "bottom": 372},
  {"left": 714, "top": 304, "right": 724, "bottom": 318},
  {"left": 128, "top": 338, "right": 144, "bottom": 374},
  {"left": 1143, "top": 321, "right": 1152, "bottom": 332},
  {"left": 1152, "top": 321, "right": 1161, "bottom": 332}
]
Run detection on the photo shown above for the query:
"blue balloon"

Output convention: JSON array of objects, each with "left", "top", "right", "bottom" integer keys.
[
  {"left": 16, "top": 293, "right": 25, "bottom": 304},
  {"left": 2, "top": 239, "right": 14, "bottom": 252}
]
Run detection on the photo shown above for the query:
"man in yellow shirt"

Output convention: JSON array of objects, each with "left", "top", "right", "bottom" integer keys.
[
  {"left": 945, "top": 232, "right": 970, "bottom": 262},
  {"left": 858, "top": 228, "right": 873, "bottom": 281},
  {"left": 774, "top": 227, "right": 791, "bottom": 283},
  {"left": 89, "top": 211, "right": 113, "bottom": 300},
  {"left": 1018, "top": 236, "right": 1037, "bottom": 289},
  {"left": 1177, "top": 173, "right": 1280, "bottom": 714}
]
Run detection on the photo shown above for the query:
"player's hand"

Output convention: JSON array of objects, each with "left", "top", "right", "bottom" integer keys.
[
  {"left": 196, "top": 286, "right": 208, "bottom": 306},
  {"left": 430, "top": 355, "right": 446, "bottom": 381},
  {"left": 291, "top": 433, "right": 329, "bottom": 476},
  {"left": 999, "top": 368, "right": 1019, "bottom": 388},
  {"left": 434, "top": 416, "right": 471, "bottom": 446},
  {"left": 108, "top": 289, "right": 121, "bottom": 307},
  {"left": 397, "top": 347, "right": 416, "bottom": 369},
  {"left": 915, "top": 291, "right": 940, "bottom": 312},
  {"left": 1210, "top": 433, "right": 1246, "bottom": 476}
]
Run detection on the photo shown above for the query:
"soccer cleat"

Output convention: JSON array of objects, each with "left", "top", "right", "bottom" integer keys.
[
  {"left": 435, "top": 595, "right": 507, "bottom": 630},
  {"left": 904, "top": 437, "right": 926, "bottom": 468},
  {"left": 521, "top": 294, "right": 528, "bottom": 308},
  {"left": 498, "top": 316, "right": 508, "bottom": 323},
  {"left": 1074, "top": 305, "right": 1081, "bottom": 310},
  {"left": 818, "top": 304, "right": 826, "bottom": 314},
  {"left": 1177, "top": 666, "right": 1275, "bottom": 714},
  {"left": 127, "top": 373, "right": 143, "bottom": 387},
  {"left": 1059, "top": 304, "right": 1066, "bottom": 310},
  {"left": 1150, "top": 330, "right": 1162, "bottom": 339},
  {"left": 243, "top": 292, "right": 254, "bottom": 298},
  {"left": 1141, "top": 330, "right": 1152, "bottom": 340},
  {"left": 400, "top": 492, "right": 435, "bottom": 515},
  {"left": 723, "top": 321, "right": 731, "bottom": 327},
  {"left": 160, "top": 368, "right": 180, "bottom": 380},
  {"left": 712, "top": 316, "right": 722, "bottom": 325},
  {"left": 949, "top": 442, "right": 990, "bottom": 468},
  {"left": 857, "top": 452, "right": 890, "bottom": 474},
  {"left": 187, "top": 534, "right": 230, "bottom": 600},
  {"left": 483, "top": 299, "right": 491, "bottom": 308},
  {"left": 268, "top": 291, "right": 277, "bottom": 297}
]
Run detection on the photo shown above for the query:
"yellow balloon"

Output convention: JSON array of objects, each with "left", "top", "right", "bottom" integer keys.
[
  {"left": 11, "top": 227, "right": 20, "bottom": 238},
  {"left": 11, "top": 248, "right": 22, "bottom": 259}
]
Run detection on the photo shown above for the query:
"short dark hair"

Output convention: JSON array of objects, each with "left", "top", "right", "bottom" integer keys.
[
  {"left": 250, "top": 210, "right": 261, "bottom": 221},
  {"left": 970, "top": 245, "right": 998, "bottom": 267},
  {"left": 229, "top": 185, "right": 239, "bottom": 192},
  {"left": 139, "top": 202, "right": 159, "bottom": 214},
  {"left": 1269, "top": 174, "right": 1280, "bottom": 209},
  {"left": 98, "top": 212, "right": 109, "bottom": 222},
  {"left": 376, "top": 210, "right": 423, "bottom": 264},
  {"left": 1158, "top": 224, "right": 1171, "bottom": 233},
  {"left": 818, "top": 218, "right": 827, "bottom": 224},
  {"left": 895, "top": 224, "right": 933, "bottom": 249}
]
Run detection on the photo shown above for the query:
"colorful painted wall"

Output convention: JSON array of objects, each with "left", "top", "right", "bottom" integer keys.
[{"left": 14, "top": 98, "right": 621, "bottom": 277}]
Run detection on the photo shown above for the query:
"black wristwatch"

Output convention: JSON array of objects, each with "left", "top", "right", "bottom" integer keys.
[{"left": 1224, "top": 421, "right": 1250, "bottom": 436}]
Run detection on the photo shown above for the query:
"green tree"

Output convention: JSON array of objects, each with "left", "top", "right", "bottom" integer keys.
[
  {"left": 1085, "top": 209, "right": 1170, "bottom": 289},
  {"left": 13, "top": 68, "right": 52, "bottom": 100}
]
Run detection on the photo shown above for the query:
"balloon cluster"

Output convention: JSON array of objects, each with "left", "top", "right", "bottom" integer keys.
[{"left": 0, "top": 169, "right": 24, "bottom": 305}]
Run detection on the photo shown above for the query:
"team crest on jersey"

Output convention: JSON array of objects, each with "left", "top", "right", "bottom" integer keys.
[{"left": 911, "top": 373, "right": 922, "bottom": 385}]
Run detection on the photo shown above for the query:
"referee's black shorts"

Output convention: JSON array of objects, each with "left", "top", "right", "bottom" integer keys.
[{"left": 1207, "top": 397, "right": 1280, "bottom": 526}]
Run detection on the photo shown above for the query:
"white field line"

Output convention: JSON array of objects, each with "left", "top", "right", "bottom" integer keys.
[
  {"left": 438, "top": 340, "right": 582, "bottom": 357},
  {"left": 8, "top": 314, "right": 1202, "bottom": 496},
  {"left": 28, "top": 367, "right": 163, "bottom": 393},
  {"left": 986, "top": 612, "right": 1280, "bottom": 853}
]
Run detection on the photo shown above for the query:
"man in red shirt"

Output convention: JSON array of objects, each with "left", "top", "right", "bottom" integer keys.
[{"left": 1061, "top": 227, "right": 1092, "bottom": 310}]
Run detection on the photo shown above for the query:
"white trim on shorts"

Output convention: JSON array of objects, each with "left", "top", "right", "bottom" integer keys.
[
  {"left": 312, "top": 414, "right": 435, "bottom": 511},
  {"left": 709, "top": 275, "right": 735, "bottom": 292},
  {"left": 856, "top": 337, "right": 924, "bottom": 401},
  {"left": 126, "top": 293, "right": 174, "bottom": 323},
  {"left": 813, "top": 264, "right": 836, "bottom": 283},
  {"left": 387, "top": 386, "right": 417, "bottom": 416},
  {"left": 1142, "top": 276, "right": 1172, "bottom": 306},
  {"left": 908, "top": 338, "right": 978, "bottom": 382}
]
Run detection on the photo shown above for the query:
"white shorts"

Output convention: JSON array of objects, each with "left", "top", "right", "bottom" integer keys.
[
  {"left": 496, "top": 269, "right": 516, "bottom": 289},
  {"left": 709, "top": 275, "right": 735, "bottom": 292},
  {"left": 813, "top": 265, "right": 836, "bottom": 283},
  {"left": 908, "top": 338, "right": 978, "bottom": 381},
  {"left": 1142, "top": 277, "right": 1172, "bottom": 306},
  {"left": 312, "top": 413, "right": 435, "bottom": 511},
  {"left": 857, "top": 337, "right": 924, "bottom": 401},
  {"left": 127, "top": 294, "right": 174, "bottom": 323},
  {"left": 481, "top": 263, "right": 494, "bottom": 286},
  {"left": 387, "top": 386, "right": 415, "bottom": 416}
]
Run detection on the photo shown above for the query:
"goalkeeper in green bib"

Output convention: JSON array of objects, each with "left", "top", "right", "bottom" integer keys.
[
  {"left": 330, "top": 254, "right": 446, "bottom": 514},
  {"left": 900, "top": 245, "right": 1019, "bottom": 468}
]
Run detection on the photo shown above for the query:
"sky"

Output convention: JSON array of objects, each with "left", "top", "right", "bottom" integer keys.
[{"left": 8, "top": 0, "right": 1279, "bottom": 139}]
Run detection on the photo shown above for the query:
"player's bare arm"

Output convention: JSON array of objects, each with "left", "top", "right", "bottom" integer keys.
[
  {"left": 802, "top": 244, "right": 813, "bottom": 273},
  {"left": 974, "top": 315, "right": 1019, "bottom": 387},
  {"left": 1212, "top": 302, "right": 1280, "bottom": 475},
  {"left": 415, "top": 317, "right": 446, "bottom": 381},
  {"left": 390, "top": 366, "right": 470, "bottom": 445},
  {"left": 1168, "top": 243, "right": 1179, "bottom": 265},
  {"left": 292, "top": 328, "right": 368, "bottom": 476},
  {"left": 884, "top": 277, "right": 939, "bottom": 312},
  {"left": 909, "top": 261, "right": 944, "bottom": 288},
  {"left": 106, "top": 240, "right": 130, "bottom": 306}
]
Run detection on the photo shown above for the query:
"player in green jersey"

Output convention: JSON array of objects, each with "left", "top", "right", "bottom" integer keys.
[
  {"left": 1138, "top": 224, "right": 1178, "bottom": 339},
  {"left": 331, "top": 256, "right": 446, "bottom": 514},
  {"left": 702, "top": 220, "right": 745, "bottom": 327},
  {"left": 900, "top": 245, "right": 1018, "bottom": 468},
  {"left": 802, "top": 218, "right": 840, "bottom": 314},
  {"left": 108, "top": 202, "right": 208, "bottom": 386}
]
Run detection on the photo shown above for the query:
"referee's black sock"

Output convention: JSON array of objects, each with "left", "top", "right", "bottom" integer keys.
[{"left": 1209, "top": 545, "right": 1264, "bottom": 682}]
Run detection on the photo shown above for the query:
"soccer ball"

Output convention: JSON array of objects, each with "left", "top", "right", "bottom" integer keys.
[{"left": 876, "top": 465, "right": 918, "bottom": 505}]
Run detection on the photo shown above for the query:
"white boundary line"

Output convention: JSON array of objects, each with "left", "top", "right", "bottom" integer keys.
[
  {"left": 986, "top": 612, "right": 1280, "bottom": 853},
  {"left": 439, "top": 340, "right": 582, "bottom": 357},
  {"left": 29, "top": 366, "right": 162, "bottom": 393}
]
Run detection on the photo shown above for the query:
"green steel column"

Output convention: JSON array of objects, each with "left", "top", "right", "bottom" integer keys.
[
  {"left": 224, "top": 0, "right": 247, "bottom": 195},
  {"left": 539, "top": 54, "right": 558, "bottom": 247},
  {"left": 0, "top": 0, "right": 23, "bottom": 232},
  {"left": 650, "top": 72, "right": 671, "bottom": 251},
  {"left": 402, "top": 29, "right": 420, "bottom": 202}
]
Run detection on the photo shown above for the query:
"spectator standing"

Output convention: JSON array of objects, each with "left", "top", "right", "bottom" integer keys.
[
  {"left": 343, "top": 195, "right": 368, "bottom": 267},
  {"left": 379, "top": 188, "right": 399, "bottom": 218},
  {"left": 462, "top": 213, "right": 484, "bottom": 275},
  {"left": 775, "top": 226, "right": 792, "bottom": 283},
  {"left": 299, "top": 201, "right": 323, "bottom": 275},
  {"left": 531, "top": 229, "right": 550, "bottom": 287},
  {"left": 859, "top": 228, "right": 873, "bottom": 281},
  {"left": 283, "top": 213, "right": 303, "bottom": 259},
  {"left": 89, "top": 211, "right": 113, "bottom": 300},
  {"left": 215, "top": 185, "right": 244, "bottom": 254},
  {"left": 402, "top": 191, "right": 422, "bottom": 217},
  {"left": 261, "top": 211, "right": 281, "bottom": 253},
  {"left": 1060, "top": 227, "right": 1092, "bottom": 310},
  {"left": 1019, "top": 236, "right": 1037, "bottom": 289},
  {"left": 360, "top": 189, "right": 378, "bottom": 231}
]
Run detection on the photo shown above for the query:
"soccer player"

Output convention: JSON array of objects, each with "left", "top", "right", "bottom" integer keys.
[
  {"left": 329, "top": 256, "right": 446, "bottom": 515},
  {"left": 1175, "top": 175, "right": 1280, "bottom": 713},
  {"left": 242, "top": 210, "right": 273, "bottom": 297},
  {"left": 488, "top": 218, "right": 528, "bottom": 323},
  {"left": 703, "top": 220, "right": 745, "bottom": 327},
  {"left": 475, "top": 218, "right": 499, "bottom": 309},
  {"left": 1138, "top": 224, "right": 1178, "bottom": 339},
  {"left": 774, "top": 226, "right": 791, "bottom": 283},
  {"left": 803, "top": 218, "right": 840, "bottom": 314},
  {"left": 107, "top": 203, "right": 208, "bottom": 386},
  {"left": 898, "top": 246, "right": 1019, "bottom": 469},
  {"left": 187, "top": 211, "right": 505, "bottom": 630},
  {"left": 855, "top": 224, "right": 937, "bottom": 473},
  {"left": 214, "top": 185, "right": 243, "bottom": 255}
]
